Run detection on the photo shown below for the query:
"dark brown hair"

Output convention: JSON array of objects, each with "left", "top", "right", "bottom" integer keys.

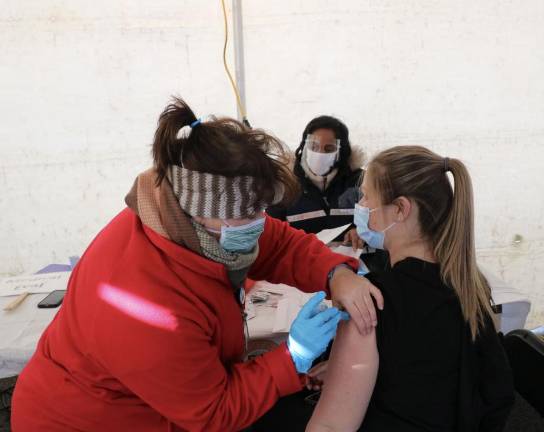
[
  {"left": 368, "top": 145, "right": 493, "bottom": 339},
  {"left": 294, "top": 115, "right": 354, "bottom": 179},
  {"left": 152, "top": 97, "right": 299, "bottom": 208}
]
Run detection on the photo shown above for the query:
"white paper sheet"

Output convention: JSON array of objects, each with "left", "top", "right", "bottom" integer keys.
[
  {"left": 272, "top": 294, "right": 332, "bottom": 333},
  {"left": 0, "top": 272, "right": 71, "bottom": 297},
  {"left": 315, "top": 223, "right": 352, "bottom": 245},
  {"left": 330, "top": 244, "right": 364, "bottom": 259}
]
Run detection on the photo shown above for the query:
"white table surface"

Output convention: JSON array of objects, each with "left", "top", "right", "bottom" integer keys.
[
  {"left": 0, "top": 293, "right": 59, "bottom": 378},
  {"left": 245, "top": 281, "right": 315, "bottom": 342},
  {"left": 481, "top": 266, "right": 531, "bottom": 334},
  {"left": 0, "top": 263, "right": 532, "bottom": 379}
]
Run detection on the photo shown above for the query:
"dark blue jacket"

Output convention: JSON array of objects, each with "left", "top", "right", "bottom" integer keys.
[{"left": 267, "top": 168, "right": 363, "bottom": 237}]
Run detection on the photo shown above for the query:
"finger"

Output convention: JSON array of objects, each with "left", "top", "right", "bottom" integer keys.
[
  {"left": 322, "top": 324, "right": 341, "bottom": 342},
  {"left": 321, "top": 313, "right": 343, "bottom": 334},
  {"left": 356, "top": 293, "right": 373, "bottom": 333},
  {"left": 350, "top": 231, "right": 359, "bottom": 251},
  {"left": 343, "top": 231, "right": 350, "bottom": 245},
  {"left": 313, "top": 376, "right": 325, "bottom": 387},
  {"left": 311, "top": 380, "right": 323, "bottom": 390},
  {"left": 311, "top": 307, "right": 340, "bottom": 325},
  {"left": 311, "top": 373, "right": 325, "bottom": 383},
  {"left": 346, "top": 230, "right": 355, "bottom": 250},
  {"left": 308, "top": 362, "right": 327, "bottom": 377},
  {"left": 356, "top": 237, "right": 365, "bottom": 249},
  {"left": 321, "top": 318, "right": 342, "bottom": 342},
  {"left": 344, "top": 301, "right": 366, "bottom": 334},
  {"left": 369, "top": 284, "right": 385, "bottom": 310},
  {"left": 363, "top": 293, "right": 377, "bottom": 326},
  {"left": 317, "top": 362, "right": 328, "bottom": 373},
  {"left": 339, "top": 311, "right": 350, "bottom": 321},
  {"left": 344, "top": 303, "right": 365, "bottom": 334},
  {"left": 307, "top": 375, "right": 321, "bottom": 383},
  {"left": 300, "top": 291, "right": 327, "bottom": 318}
]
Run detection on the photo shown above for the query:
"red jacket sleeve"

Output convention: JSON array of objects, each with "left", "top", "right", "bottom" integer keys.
[
  {"left": 249, "top": 216, "right": 359, "bottom": 295},
  {"left": 93, "top": 296, "right": 302, "bottom": 432}
]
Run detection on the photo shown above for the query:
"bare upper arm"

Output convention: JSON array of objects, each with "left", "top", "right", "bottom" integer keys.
[{"left": 306, "top": 320, "right": 379, "bottom": 432}]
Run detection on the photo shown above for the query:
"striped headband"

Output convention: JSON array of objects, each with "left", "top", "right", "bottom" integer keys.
[{"left": 166, "top": 165, "right": 281, "bottom": 219}]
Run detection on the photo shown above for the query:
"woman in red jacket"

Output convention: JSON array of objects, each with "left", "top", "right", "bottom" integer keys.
[{"left": 12, "top": 98, "right": 383, "bottom": 432}]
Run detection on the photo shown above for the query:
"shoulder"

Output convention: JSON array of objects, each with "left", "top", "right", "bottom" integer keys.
[
  {"left": 365, "top": 270, "right": 403, "bottom": 311},
  {"left": 365, "top": 259, "right": 460, "bottom": 317}
]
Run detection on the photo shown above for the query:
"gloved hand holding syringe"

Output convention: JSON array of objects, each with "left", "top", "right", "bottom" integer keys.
[{"left": 287, "top": 291, "right": 350, "bottom": 374}]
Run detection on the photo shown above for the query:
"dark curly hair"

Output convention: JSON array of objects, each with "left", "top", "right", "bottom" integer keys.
[
  {"left": 152, "top": 97, "right": 299, "bottom": 209},
  {"left": 294, "top": 115, "right": 353, "bottom": 179}
]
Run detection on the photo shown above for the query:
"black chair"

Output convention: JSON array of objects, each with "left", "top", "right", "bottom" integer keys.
[{"left": 503, "top": 329, "right": 544, "bottom": 417}]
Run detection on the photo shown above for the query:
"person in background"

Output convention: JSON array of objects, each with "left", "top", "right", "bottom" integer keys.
[
  {"left": 307, "top": 145, "right": 514, "bottom": 432},
  {"left": 267, "top": 115, "right": 365, "bottom": 249},
  {"left": 11, "top": 98, "right": 384, "bottom": 432}
]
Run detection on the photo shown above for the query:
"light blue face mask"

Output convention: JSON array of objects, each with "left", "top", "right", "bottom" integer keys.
[
  {"left": 353, "top": 204, "right": 396, "bottom": 250},
  {"left": 218, "top": 217, "right": 266, "bottom": 253}
]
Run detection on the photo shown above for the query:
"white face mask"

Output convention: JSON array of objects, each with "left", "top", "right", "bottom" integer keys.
[{"left": 306, "top": 148, "right": 338, "bottom": 176}]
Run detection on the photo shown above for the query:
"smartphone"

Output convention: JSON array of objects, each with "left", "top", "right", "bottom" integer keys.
[{"left": 37, "top": 290, "right": 66, "bottom": 308}]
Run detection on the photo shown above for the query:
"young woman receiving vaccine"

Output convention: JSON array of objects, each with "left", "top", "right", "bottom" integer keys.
[
  {"left": 12, "top": 98, "right": 384, "bottom": 432},
  {"left": 307, "top": 145, "right": 514, "bottom": 432}
]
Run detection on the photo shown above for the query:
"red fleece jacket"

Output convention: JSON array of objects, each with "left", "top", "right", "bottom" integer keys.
[{"left": 12, "top": 209, "right": 357, "bottom": 431}]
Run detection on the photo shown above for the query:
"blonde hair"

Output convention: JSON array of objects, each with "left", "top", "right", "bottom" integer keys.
[{"left": 368, "top": 145, "right": 492, "bottom": 339}]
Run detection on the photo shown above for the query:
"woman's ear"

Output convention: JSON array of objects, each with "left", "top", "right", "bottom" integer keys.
[{"left": 393, "top": 196, "right": 412, "bottom": 222}]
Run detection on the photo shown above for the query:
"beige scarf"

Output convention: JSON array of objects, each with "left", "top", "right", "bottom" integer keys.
[{"left": 125, "top": 169, "right": 258, "bottom": 288}]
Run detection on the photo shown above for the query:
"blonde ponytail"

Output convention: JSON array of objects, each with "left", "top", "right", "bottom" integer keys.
[
  {"left": 368, "top": 146, "right": 493, "bottom": 340},
  {"left": 434, "top": 158, "right": 493, "bottom": 339}
]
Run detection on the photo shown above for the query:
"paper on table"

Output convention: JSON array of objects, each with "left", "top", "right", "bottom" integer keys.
[
  {"left": 315, "top": 223, "right": 352, "bottom": 245},
  {"left": 0, "top": 272, "right": 71, "bottom": 297},
  {"left": 245, "top": 301, "right": 256, "bottom": 320},
  {"left": 330, "top": 244, "right": 363, "bottom": 259},
  {"left": 273, "top": 294, "right": 332, "bottom": 333},
  {"left": 273, "top": 298, "right": 301, "bottom": 333}
]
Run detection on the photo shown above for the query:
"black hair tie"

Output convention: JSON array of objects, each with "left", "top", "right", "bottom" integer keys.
[{"left": 443, "top": 157, "right": 450, "bottom": 173}]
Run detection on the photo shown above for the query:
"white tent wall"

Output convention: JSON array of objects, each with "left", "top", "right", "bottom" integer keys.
[{"left": 1, "top": 1, "right": 543, "bottom": 327}]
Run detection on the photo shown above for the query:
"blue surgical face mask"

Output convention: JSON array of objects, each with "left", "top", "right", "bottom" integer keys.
[
  {"left": 218, "top": 217, "right": 266, "bottom": 253},
  {"left": 353, "top": 204, "right": 396, "bottom": 250}
]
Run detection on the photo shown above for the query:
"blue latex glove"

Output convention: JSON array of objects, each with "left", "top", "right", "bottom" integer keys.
[{"left": 288, "top": 291, "right": 350, "bottom": 373}]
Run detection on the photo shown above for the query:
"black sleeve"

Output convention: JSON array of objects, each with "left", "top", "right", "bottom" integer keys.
[
  {"left": 476, "top": 318, "right": 515, "bottom": 431},
  {"left": 365, "top": 272, "right": 397, "bottom": 353},
  {"left": 458, "top": 314, "right": 515, "bottom": 432}
]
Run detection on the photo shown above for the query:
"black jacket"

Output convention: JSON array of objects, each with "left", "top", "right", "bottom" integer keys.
[
  {"left": 267, "top": 168, "right": 363, "bottom": 236},
  {"left": 361, "top": 258, "right": 514, "bottom": 432}
]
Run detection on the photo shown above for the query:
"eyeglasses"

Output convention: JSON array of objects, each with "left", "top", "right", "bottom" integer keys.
[{"left": 305, "top": 135, "right": 339, "bottom": 154}]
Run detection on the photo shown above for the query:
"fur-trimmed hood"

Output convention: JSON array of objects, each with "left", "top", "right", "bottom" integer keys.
[{"left": 347, "top": 146, "right": 366, "bottom": 171}]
